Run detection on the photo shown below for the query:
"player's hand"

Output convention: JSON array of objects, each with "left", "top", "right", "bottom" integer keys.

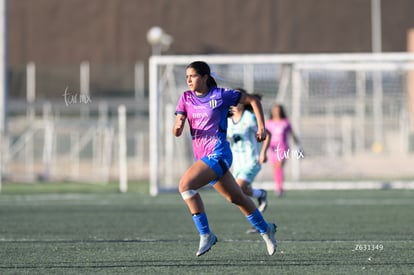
[
  {"left": 175, "top": 116, "right": 185, "bottom": 129},
  {"left": 256, "top": 129, "right": 266, "bottom": 142},
  {"left": 297, "top": 144, "right": 305, "bottom": 158},
  {"left": 259, "top": 153, "right": 267, "bottom": 164},
  {"left": 173, "top": 115, "right": 186, "bottom": 137}
]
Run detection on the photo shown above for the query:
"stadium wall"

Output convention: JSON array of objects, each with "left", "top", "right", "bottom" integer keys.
[{"left": 7, "top": 0, "right": 414, "bottom": 97}]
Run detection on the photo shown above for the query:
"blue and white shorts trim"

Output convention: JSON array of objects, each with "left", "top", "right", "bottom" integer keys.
[{"left": 201, "top": 152, "right": 233, "bottom": 185}]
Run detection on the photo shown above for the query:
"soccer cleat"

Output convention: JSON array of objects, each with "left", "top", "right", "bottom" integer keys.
[
  {"left": 196, "top": 232, "right": 217, "bottom": 256},
  {"left": 257, "top": 189, "right": 268, "bottom": 213},
  {"left": 261, "top": 223, "right": 277, "bottom": 255}
]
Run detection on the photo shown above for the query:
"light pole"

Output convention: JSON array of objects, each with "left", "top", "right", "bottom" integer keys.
[
  {"left": 371, "top": 0, "right": 384, "bottom": 152},
  {"left": 146, "top": 26, "right": 173, "bottom": 55},
  {"left": 371, "top": 0, "right": 382, "bottom": 53},
  {"left": 0, "top": 0, "right": 7, "bottom": 135}
]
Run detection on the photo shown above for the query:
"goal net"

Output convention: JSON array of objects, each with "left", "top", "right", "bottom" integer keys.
[{"left": 149, "top": 53, "right": 414, "bottom": 195}]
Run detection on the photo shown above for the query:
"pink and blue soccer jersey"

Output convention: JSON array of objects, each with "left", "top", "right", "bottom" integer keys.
[
  {"left": 176, "top": 87, "right": 241, "bottom": 183},
  {"left": 175, "top": 88, "right": 241, "bottom": 161}
]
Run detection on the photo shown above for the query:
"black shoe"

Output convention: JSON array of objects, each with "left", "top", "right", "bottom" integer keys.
[{"left": 257, "top": 189, "right": 268, "bottom": 212}]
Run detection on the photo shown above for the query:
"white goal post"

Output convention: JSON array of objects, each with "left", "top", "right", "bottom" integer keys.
[{"left": 149, "top": 53, "right": 414, "bottom": 196}]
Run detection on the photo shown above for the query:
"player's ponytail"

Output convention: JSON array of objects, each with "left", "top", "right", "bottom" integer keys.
[{"left": 207, "top": 75, "right": 217, "bottom": 88}]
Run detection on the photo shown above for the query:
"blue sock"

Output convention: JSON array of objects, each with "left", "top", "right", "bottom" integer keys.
[
  {"left": 246, "top": 209, "right": 268, "bottom": 234},
  {"left": 192, "top": 212, "right": 210, "bottom": 235}
]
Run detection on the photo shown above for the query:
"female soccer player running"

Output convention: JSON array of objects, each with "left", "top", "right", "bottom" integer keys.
[
  {"left": 174, "top": 61, "right": 277, "bottom": 256},
  {"left": 266, "top": 103, "right": 301, "bottom": 197},
  {"left": 227, "top": 89, "right": 270, "bottom": 214}
]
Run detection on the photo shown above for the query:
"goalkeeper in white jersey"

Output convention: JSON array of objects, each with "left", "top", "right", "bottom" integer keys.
[{"left": 227, "top": 89, "right": 271, "bottom": 232}]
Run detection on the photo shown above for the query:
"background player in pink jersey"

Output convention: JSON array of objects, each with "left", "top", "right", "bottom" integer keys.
[
  {"left": 174, "top": 61, "right": 277, "bottom": 257},
  {"left": 266, "top": 103, "right": 301, "bottom": 197}
]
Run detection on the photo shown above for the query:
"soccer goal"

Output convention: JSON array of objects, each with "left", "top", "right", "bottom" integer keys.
[{"left": 149, "top": 53, "right": 414, "bottom": 195}]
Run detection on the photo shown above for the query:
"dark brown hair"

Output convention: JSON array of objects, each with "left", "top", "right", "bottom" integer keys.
[
  {"left": 269, "top": 103, "right": 287, "bottom": 119},
  {"left": 186, "top": 61, "right": 217, "bottom": 88},
  {"left": 236, "top": 88, "right": 262, "bottom": 112}
]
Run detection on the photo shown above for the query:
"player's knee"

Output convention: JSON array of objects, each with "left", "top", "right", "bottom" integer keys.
[
  {"left": 178, "top": 178, "right": 193, "bottom": 193},
  {"left": 180, "top": 189, "right": 198, "bottom": 200}
]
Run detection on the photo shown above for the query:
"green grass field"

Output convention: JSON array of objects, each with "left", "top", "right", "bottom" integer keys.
[{"left": 0, "top": 183, "right": 413, "bottom": 274}]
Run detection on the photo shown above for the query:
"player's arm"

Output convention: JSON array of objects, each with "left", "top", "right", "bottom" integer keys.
[
  {"left": 173, "top": 113, "right": 186, "bottom": 137},
  {"left": 238, "top": 93, "right": 266, "bottom": 142},
  {"left": 259, "top": 129, "right": 271, "bottom": 163},
  {"left": 288, "top": 123, "right": 301, "bottom": 146},
  {"left": 290, "top": 128, "right": 304, "bottom": 155},
  {"left": 291, "top": 129, "right": 300, "bottom": 145}
]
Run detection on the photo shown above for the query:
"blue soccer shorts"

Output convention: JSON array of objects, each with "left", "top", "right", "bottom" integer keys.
[{"left": 200, "top": 152, "right": 233, "bottom": 185}]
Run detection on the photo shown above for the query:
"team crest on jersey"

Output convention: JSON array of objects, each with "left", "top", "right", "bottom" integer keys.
[{"left": 209, "top": 99, "right": 217, "bottom": 108}]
